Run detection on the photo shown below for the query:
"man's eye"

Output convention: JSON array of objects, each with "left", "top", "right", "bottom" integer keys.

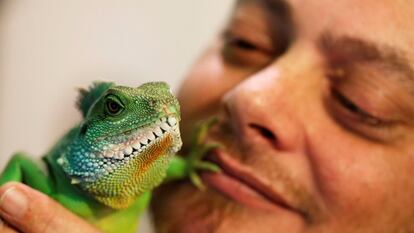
[
  {"left": 331, "top": 89, "right": 386, "bottom": 127},
  {"left": 327, "top": 87, "right": 399, "bottom": 142},
  {"left": 221, "top": 33, "right": 273, "bottom": 68},
  {"left": 228, "top": 38, "right": 259, "bottom": 51}
]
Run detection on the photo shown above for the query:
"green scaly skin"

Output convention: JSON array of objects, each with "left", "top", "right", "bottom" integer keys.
[{"left": 0, "top": 82, "right": 218, "bottom": 233}]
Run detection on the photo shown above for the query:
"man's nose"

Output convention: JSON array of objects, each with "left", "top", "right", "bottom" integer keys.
[{"left": 222, "top": 47, "right": 323, "bottom": 153}]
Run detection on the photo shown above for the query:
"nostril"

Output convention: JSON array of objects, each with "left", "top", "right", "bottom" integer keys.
[{"left": 249, "top": 123, "right": 277, "bottom": 143}]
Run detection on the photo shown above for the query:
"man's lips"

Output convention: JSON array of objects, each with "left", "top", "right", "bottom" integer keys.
[
  {"left": 201, "top": 172, "right": 281, "bottom": 212},
  {"left": 201, "top": 149, "right": 301, "bottom": 215}
]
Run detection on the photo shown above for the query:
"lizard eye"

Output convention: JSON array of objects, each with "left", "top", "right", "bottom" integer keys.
[{"left": 105, "top": 96, "right": 124, "bottom": 116}]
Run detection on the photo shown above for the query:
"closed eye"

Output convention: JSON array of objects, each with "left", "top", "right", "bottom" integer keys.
[
  {"left": 331, "top": 88, "right": 388, "bottom": 127},
  {"left": 221, "top": 31, "right": 274, "bottom": 68}
]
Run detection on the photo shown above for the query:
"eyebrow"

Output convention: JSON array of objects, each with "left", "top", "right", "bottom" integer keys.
[
  {"left": 235, "top": 0, "right": 295, "bottom": 55},
  {"left": 318, "top": 33, "right": 414, "bottom": 83},
  {"left": 256, "top": 0, "right": 295, "bottom": 55}
]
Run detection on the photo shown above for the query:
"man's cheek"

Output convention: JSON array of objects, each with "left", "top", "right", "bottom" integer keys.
[
  {"left": 307, "top": 127, "right": 393, "bottom": 203},
  {"left": 317, "top": 146, "right": 401, "bottom": 220}
]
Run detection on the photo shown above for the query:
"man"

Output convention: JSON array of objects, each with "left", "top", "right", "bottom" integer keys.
[{"left": 1, "top": 0, "right": 414, "bottom": 232}]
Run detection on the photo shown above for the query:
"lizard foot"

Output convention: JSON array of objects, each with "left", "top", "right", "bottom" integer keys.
[{"left": 187, "top": 118, "right": 222, "bottom": 190}]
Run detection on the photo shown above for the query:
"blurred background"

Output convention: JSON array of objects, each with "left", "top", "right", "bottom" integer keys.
[{"left": 0, "top": 0, "right": 234, "bottom": 232}]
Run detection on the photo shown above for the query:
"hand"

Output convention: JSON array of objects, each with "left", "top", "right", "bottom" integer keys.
[{"left": 0, "top": 182, "right": 101, "bottom": 233}]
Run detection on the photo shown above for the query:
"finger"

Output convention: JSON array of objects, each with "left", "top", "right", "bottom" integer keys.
[
  {"left": 191, "top": 118, "right": 214, "bottom": 145},
  {"left": 194, "top": 143, "right": 221, "bottom": 160},
  {"left": 0, "top": 218, "right": 19, "bottom": 233},
  {"left": 189, "top": 172, "right": 206, "bottom": 191},
  {"left": 196, "top": 161, "right": 221, "bottom": 173},
  {"left": 0, "top": 182, "right": 101, "bottom": 233}
]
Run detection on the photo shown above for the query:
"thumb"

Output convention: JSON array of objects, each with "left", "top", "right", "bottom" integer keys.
[{"left": 0, "top": 182, "right": 101, "bottom": 233}]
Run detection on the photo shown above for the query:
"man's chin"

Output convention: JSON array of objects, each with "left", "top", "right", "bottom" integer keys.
[
  {"left": 151, "top": 181, "right": 227, "bottom": 233},
  {"left": 151, "top": 181, "right": 304, "bottom": 233}
]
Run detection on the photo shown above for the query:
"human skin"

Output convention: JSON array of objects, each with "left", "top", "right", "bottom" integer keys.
[
  {"left": 151, "top": 0, "right": 414, "bottom": 233},
  {"left": 0, "top": 0, "right": 414, "bottom": 233}
]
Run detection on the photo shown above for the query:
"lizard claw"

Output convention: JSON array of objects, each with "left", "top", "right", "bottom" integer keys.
[
  {"left": 189, "top": 160, "right": 221, "bottom": 191},
  {"left": 187, "top": 118, "right": 222, "bottom": 190},
  {"left": 188, "top": 142, "right": 222, "bottom": 191},
  {"left": 190, "top": 171, "right": 206, "bottom": 190}
]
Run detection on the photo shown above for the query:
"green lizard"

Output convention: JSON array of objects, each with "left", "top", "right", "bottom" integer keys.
[{"left": 0, "top": 81, "right": 218, "bottom": 233}]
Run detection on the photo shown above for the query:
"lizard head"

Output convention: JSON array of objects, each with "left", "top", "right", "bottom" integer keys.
[{"left": 58, "top": 81, "right": 182, "bottom": 209}]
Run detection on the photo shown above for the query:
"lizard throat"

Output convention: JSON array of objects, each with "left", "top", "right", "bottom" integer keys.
[{"left": 90, "top": 134, "right": 175, "bottom": 209}]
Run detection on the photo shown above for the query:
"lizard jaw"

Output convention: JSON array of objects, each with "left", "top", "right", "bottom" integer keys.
[
  {"left": 57, "top": 116, "right": 181, "bottom": 183},
  {"left": 99, "top": 116, "right": 180, "bottom": 161},
  {"left": 83, "top": 116, "right": 182, "bottom": 209}
]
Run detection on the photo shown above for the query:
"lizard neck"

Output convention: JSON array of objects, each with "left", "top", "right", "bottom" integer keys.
[{"left": 44, "top": 126, "right": 110, "bottom": 217}]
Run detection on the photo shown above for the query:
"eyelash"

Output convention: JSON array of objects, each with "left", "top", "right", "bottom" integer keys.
[
  {"left": 327, "top": 86, "right": 401, "bottom": 142},
  {"left": 330, "top": 87, "right": 395, "bottom": 129},
  {"left": 223, "top": 30, "right": 258, "bottom": 49},
  {"left": 227, "top": 36, "right": 258, "bottom": 51}
]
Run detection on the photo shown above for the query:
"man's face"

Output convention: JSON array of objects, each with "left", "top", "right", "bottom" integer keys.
[{"left": 152, "top": 0, "right": 414, "bottom": 232}]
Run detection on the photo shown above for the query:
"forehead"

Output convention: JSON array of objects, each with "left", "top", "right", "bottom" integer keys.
[{"left": 239, "top": 0, "right": 414, "bottom": 60}]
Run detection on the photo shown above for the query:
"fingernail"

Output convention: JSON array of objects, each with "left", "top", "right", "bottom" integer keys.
[{"left": 0, "top": 187, "right": 28, "bottom": 218}]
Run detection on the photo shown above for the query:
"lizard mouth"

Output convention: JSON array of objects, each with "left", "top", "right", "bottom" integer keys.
[
  {"left": 58, "top": 115, "right": 181, "bottom": 187},
  {"left": 98, "top": 116, "right": 181, "bottom": 161}
]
